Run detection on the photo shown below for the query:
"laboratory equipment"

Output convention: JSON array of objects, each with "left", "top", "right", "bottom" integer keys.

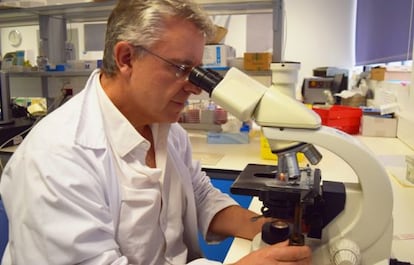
[
  {"left": 0, "top": 72, "right": 34, "bottom": 147},
  {"left": 302, "top": 67, "right": 348, "bottom": 105},
  {"left": 0, "top": 71, "right": 13, "bottom": 125},
  {"left": 188, "top": 66, "right": 393, "bottom": 265}
]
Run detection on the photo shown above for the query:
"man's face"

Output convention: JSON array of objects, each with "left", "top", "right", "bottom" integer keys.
[{"left": 126, "top": 17, "right": 206, "bottom": 125}]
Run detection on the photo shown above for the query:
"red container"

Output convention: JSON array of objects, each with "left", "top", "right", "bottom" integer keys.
[{"left": 312, "top": 105, "right": 362, "bottom": 134}]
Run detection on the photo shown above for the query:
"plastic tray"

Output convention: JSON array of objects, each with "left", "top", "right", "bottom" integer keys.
[{"left": 312, "top": 105, "right": 362, "bottom": 134}]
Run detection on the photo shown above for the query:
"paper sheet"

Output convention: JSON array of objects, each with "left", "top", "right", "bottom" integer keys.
[
  {"left": 387, "top": 167, "right": 414, "bottom": 188},
  {"left": 192, "top": 152, "right": 224, "bottom": 166}
]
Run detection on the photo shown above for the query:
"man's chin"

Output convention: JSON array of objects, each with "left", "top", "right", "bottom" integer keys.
[{"left": 161, "top": 114, "right": 181, "bottom": 124}]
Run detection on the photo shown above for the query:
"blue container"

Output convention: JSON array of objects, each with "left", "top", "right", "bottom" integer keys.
[{"left": 0, "top": 199, "right": 9, "bottom": 263}]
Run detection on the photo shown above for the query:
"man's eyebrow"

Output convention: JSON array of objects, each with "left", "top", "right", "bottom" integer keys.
[{"left": 171, "top": 58, "right": 195, "bottom": 66}]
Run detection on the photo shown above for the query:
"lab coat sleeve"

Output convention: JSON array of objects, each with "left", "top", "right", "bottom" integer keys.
[
  {"left": 169, "top": 124, "right": 238, "bottom": 242},
  {"left": 0, "top": 145, "right": 126, "bottom": 265}
]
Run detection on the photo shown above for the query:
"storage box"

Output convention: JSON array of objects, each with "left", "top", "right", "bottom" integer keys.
[
  {"left": 370, "top": 67, "right": 386, "bottom": 81},
  {"left": 243, "top": 52, "right": 272, "bottom": 71},
  {"left": 384, "top": 69, "right": 411, "bottom": 81},
  {"left": 360, "top": 115, "right": 398, "bottom": 137},
  {"left": 207, "top": 25, "right": 228, "bottom": 44},
  {"left": 370, "top": 66, "right": 411, "bottom": 81},
  {"left": 340, "top": 94, "right": 366, "bottom": 107},
  {"left": 312, "top": 105, "right": 362, "bottom": 134},
  {"left": 202, "top": 45, "right": 235, "bottom": 70}
]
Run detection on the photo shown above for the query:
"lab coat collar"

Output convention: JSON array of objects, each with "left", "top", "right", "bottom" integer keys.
[
  {"left": 75, "top": 69, "right": 144, "bottom": 157},
  {"left": 74, "top": 69, "right": 113, "bottom": 151},
  {"left": 75, "top": 69, "right": 171, "bottom": 159},
  {"left": 95, "top": 73, "right": 146, "bottom": 158}
]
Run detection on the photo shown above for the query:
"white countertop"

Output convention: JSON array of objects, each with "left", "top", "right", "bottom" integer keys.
[
  {"left": 2, "top": 131, "right": 414, "bottom": 262},
  {"left": 189, "top": 131, "right": 414, "bottom": 264},
  {"left": 189, "top": 131, "right": 271, "bottom": 170}
]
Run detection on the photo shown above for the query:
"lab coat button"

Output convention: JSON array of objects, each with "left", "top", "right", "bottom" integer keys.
[{"left": 141, "top": 142, "right": 150, "bottom": 149}]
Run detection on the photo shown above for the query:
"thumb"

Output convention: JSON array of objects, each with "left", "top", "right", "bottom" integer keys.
[{"left": 273, "top": 240, "right": 289, "bottom": 247}]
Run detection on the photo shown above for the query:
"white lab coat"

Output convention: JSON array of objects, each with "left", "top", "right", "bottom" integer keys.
[{"left": 0, "top": 70, "right": 237, "bottom": 265}]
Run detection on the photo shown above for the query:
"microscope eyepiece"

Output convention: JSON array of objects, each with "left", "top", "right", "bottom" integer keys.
[{"left": 188, "top": 66, "right": 223, "bottom": 96}]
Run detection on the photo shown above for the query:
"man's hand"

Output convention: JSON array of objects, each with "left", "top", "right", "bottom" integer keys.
[{"left": 233, "top": 240, "right": 312, "bottom": 265}]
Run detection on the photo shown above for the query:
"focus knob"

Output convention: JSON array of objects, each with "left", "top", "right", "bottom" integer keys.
[
  {"left": 261, "top": 220, "right": 290, "bottom": 245},
  {"left": 330, "top": 239, "right": 361, "bottom": 265}
]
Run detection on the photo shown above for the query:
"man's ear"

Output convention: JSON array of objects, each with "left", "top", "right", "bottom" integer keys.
[{"left": 113, "top": 41, "right": 134, "bottom": 74}]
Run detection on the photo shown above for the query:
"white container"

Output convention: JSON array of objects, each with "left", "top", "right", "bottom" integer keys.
[
  {"left": 270, "top": 62, "right": 301, "bottom": 98},
  {"left": 202, "top": 44, "right": 235, "bottom": 69},
  {"left": 270, "top": 62, "right": 301, "bottom": 84},
  {"left": 406, "top": 155, "right": 414, "bottom": 184}
]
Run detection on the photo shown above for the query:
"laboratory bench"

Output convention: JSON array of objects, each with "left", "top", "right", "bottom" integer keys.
[
  {"left": 188, "top": 131, "right": 414, "bottom": 264},
  {"left": 1, "top": 131, "right": 413, "bottom": 263}
]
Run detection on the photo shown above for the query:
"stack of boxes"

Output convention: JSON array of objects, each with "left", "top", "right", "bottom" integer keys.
[{"left": 243, "top": 52, "right": 272, "bottom": 71}]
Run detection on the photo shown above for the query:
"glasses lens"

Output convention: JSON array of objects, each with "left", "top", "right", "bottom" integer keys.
[
  {"left": 137, "top": 45, "right": 193, "bottom": 79},
  {"left": 178, "top": 65, "right": 196, "bottom": 79}
]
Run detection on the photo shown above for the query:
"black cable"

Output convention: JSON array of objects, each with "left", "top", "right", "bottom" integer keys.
[{"left": 390, "top": 258, "right": 412, "bottom": 265}]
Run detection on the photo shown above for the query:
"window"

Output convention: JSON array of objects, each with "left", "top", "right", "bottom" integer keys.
[{"left": 355, "top": 0, "right": 414, "bottom": 65}]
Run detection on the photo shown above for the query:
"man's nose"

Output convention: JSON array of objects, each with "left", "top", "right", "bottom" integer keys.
[{"left": 183, "top": 81, "right": 203, "bottom": 95}]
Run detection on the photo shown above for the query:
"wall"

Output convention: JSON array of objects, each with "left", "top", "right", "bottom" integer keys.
[
  {"left": 1, "top": 25, "right": 39, "bottom": 65},
  {"left": 1, "top": 22, "right": 101, "bottom": 99},
  {"left": 284, "top": 0, "right": 356, "bottom": 90},
  {"left": 213, "top": 0, "right": 356, "bottom": 97},
  {"left": 409, "top": 44, "right": 414, "bottom": 115},
  {"left": 0, "top": 22, "right": 103, "bottom": 65}
]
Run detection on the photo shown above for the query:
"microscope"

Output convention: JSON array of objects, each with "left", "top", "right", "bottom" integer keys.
[{"left": 188, "top": 67, "right": 393, "bottom": 265}]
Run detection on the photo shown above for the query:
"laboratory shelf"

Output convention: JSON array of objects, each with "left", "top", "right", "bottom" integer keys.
[
  {"left": 0, "top": 70, "right": 93, "bottom": 110},
  {"left": 3, "top": 70, "right": 93, "bottom": 78},
  {"left": 0, "top": 0, "right": 274, "bottom": 27},
  {"left": 196, "top": 0, "right": 274, "bottom": 15},
  {"left": 0, "top": 1, "right": 116, "bottom": 27}
]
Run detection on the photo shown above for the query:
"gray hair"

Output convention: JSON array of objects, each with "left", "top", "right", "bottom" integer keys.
[{"left": 101, "top": 0, "right": 215, "bottom": 76}]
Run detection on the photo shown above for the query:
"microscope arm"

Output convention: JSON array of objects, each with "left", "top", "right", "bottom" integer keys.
[
  {"left": 262, "top": 125, "right": 393, "bottom": 262},
  {"left": 189, "top": 66, "right": 393, "bottom": 264},
  {"left": 189, "top": 66, "right": 394, "bottom": 263}
]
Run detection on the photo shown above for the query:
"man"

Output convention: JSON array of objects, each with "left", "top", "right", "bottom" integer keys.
[{"left": 0, "top": 0, "right": 311, "bottom": 264}]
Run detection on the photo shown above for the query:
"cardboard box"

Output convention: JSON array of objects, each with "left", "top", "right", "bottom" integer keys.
[
  {"left": 370, "top": 67, "right": 386, "bottom": 81},
  {"left": 202, "top": 45, "right": 235, "bottom": 70},
  {"left": 370, "top": 67, "right": 411, "bottom": 82},
  {"left": 384, "top": 69, "right": 411, "bottom": 81},
  {"left": 207, "top": 25, "right": 228, "bottom": 44},
  {"left": 243, "top": 52, "right": 272, "bottom": 71},
  {"left": 361, "top": 115, "right": 398, "bottom": 137}
]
